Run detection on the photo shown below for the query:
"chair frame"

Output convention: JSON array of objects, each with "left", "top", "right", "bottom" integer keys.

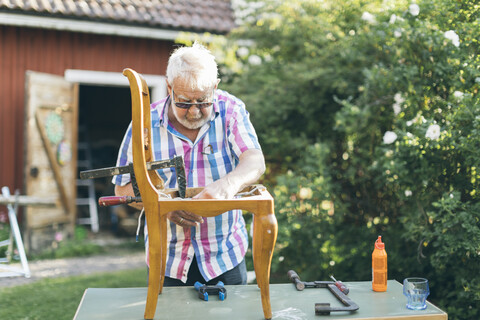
[{"left": 123, "top": 68, "right": 277, "bottom": 320}]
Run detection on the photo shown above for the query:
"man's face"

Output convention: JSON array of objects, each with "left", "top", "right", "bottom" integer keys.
[{"left": 169, "top": 79, "right": 215, "bottom": 130}]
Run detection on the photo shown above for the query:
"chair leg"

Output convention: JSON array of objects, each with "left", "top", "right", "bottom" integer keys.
[
  {"left": 252, "top": 213, "right": 278, "bottom": 320},
  {"left": 144, "top": 212, "right": 168, "bottom": 319},
  {"left": 144, "top": 248, "right": 160, "bottom": 319}
]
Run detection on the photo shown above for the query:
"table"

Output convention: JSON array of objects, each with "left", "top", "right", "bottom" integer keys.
[{"left": 74, "top": 280, "right": 447, "bottom": 320}]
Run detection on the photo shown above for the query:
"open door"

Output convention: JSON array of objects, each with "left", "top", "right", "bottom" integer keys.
[{"left": 24, "top": 71, "right": 78, "bottom": 251}]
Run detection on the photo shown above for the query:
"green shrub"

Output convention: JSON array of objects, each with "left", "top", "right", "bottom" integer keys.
[{"left": 180, "top": 0, "right": 480, "bottom": 318}]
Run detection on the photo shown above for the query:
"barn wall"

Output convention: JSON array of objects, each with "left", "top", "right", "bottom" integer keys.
[{"left": 0, "top": 25, "right": 173, "bottom": 192}]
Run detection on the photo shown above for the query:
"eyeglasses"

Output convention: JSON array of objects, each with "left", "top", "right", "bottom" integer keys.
[{"left": 171, "top": 88, "right": 214, "bottom": 110}]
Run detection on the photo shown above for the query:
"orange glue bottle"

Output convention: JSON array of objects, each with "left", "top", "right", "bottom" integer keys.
[{"left": 372, "top": 235, "right": 387, "bottom": 292}]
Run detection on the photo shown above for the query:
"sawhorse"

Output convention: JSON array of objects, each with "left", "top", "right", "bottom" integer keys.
[{"left": 0, "top": 187, "right": 31, "bottom": 278}]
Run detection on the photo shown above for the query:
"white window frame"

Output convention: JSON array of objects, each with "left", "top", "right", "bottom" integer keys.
[{"left": 64, "top": 69, "right": 166, "bottom": 102}]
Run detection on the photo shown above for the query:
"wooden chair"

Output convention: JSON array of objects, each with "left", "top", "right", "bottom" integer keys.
[{"left": 122, "top": 68, "right": 278, "bottom": 320}]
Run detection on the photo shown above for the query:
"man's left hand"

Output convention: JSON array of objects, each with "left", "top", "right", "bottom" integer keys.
[
  {"left": 193, "top": 176, "right": 237, "bottom": 199},
  {"left": 193, "top": 149, "right": 265, "bottom": 200}
]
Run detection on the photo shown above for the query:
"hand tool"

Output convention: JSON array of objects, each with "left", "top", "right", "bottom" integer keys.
[
  {"left": 329, "top": 275, "right": 349, "bottom": 295},
  {"left": 194, "top": 281, "right": 227, "bottom": 301},
  {"left": 287, "top": 270, "right": 359, "bottom": 315},
  {"left": 80, "top": 155, "right": 186, "bottom": 198},
  {"left": 98, "top": 195, "right": 142, "bottom": 207}
]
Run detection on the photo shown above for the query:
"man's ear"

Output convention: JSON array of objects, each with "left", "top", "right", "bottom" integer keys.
[
  {"left": 166, "top": 79, "right": 172, "bottom": 94},
  {"left": 216, "top": 78, "right": 221, "bottom": 89}
]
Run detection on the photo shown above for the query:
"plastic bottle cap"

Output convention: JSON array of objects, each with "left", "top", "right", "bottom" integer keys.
[{"left": 375, "top": 236, "right": 385, "bottom": 249}]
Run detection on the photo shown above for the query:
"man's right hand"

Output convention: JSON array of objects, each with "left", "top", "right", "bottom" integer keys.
[
  {"left": 167, "top": 210, "right": 204, "bottom": 227},
  {"left": 115, "top": 183, "right": 143, "bottom": 210}
]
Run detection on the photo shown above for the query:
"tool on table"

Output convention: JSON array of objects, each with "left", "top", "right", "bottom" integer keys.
[
  {"left": 194, "top": 281, "right": 227, "bottom": 301},
  {"left": 329, "top": 275, "right": 349, "bottom": 295},
  {"left": 80, "top": 155, "right": 187, "bottom": 200},
  {"left": 287, "top": 270, "right": 359, "bottom": 315}
]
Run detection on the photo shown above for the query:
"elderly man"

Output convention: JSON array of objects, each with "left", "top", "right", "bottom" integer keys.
[{"left": 113, "top": 42, "right": 265, "bottom": 286}]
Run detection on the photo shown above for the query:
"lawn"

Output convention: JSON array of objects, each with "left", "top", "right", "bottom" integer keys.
[{"left": 0, "top": 267, "right": 147, "bottom": 320}]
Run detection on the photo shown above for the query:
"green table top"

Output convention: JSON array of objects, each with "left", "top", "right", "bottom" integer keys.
[{"left": 74, "top": 280, "right": 447, "bottom": 320}]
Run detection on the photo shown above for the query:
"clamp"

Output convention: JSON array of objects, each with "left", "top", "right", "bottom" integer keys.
[{"left": 194, "top": 281, "right": 227, "bottom": 301}]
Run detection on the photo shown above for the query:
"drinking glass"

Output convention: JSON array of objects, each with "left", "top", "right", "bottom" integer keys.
[{"left": 403, "top": 277, "right": 429, "bottom": 310}]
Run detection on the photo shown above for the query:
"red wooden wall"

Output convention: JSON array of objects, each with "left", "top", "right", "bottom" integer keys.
[{"left": 0, "top": 25, "right": 173, "bottom": 193}]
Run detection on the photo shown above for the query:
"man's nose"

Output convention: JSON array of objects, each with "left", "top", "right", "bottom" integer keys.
[{"left": 187, "top": 105, "right": 201, "bottom": 114}]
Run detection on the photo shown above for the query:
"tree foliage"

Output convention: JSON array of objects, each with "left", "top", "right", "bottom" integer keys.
[{"left": 178, "top": 0, "right": 480, "bottom": 318}]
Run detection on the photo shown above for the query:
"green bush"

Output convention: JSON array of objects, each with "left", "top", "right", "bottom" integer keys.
[
  {"left": 213, "top": 0, "right": 480, "bottom": 318},
  {"left": 331, "top": 2, "right": 480, "bottom": 317},
  {"left": 179, "top": 1, "right": 479, "bottom": 318}
]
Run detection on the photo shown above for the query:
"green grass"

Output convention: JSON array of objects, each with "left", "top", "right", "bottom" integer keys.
[{"left": 0, "top": 267, "right": 147, "bottom": 320}]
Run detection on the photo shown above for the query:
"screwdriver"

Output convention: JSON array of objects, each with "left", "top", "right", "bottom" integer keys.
[{"left": 330, "top": 275, "right": 350, "bottom": 295}]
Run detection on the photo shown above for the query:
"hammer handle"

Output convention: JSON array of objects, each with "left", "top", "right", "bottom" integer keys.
[
  {"left": 98, "top": 196, "right": 142, "bottom": 207},
  {"left": 287, "top": 270, "right": 305, "bottom": 291}
]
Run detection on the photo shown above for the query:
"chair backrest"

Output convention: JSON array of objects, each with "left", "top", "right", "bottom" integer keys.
[{"left": 122, "top": 68, "right": 163, "bottom": 205}]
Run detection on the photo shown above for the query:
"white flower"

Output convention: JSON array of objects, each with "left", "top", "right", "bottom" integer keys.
[
  {"left": 475, "top": 77, "right": 480, "bottom": 84},
  {"left": 361, "top": 12, "right": 376, "bottom": 24},
  {"left": 405, "top": 190, "right": 413, "bottom": 197},
  {"left": 425, "top": 124, "right": 441, "bottom": 140},
  {"left": 389, "top": 14, "right": 397, "bottom": 24},
  {"left": 248, "top": 54, "right": 262, "bottom": 65},
  {"left": 394, "top": 30, "right": 402, "bottom": 38},
  {"left": 393, "top": 103, "right": 401, "bottom": 115},
  {"left": 409, "top": 4, "right": 420, "bottom": 16},
  {"left": 298, "top": 187, "right": 313, "bottom": 200},
  {"left": 444, "top": 30, "right": 460, "bottom": 47},
  {"left": 394, "top": 93, "right": 405, "bottom": 104},
  {"left": 406, "top": 120, "right": 413, "bottom": 126},
  {"left": 453, "top": 91, "right": 464, "bottom": 100},
  {"left": 392, "top": 93, "right": 404, "bottom": 115},
  {"left": 383, "top": 131, "right": 398, "bottom": 144},
  {"left": 237, "top": 47, "right": 249, "bottom": 58}
]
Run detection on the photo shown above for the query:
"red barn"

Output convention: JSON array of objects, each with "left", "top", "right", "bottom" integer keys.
[{"left": 0, "top": 0, "right": 236, "bottom": 251}]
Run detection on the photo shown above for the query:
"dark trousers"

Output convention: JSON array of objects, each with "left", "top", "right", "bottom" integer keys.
[{"left": 152, "top": 255, "right": 247, "bottom": 287}]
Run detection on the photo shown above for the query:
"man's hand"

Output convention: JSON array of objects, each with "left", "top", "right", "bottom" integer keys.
[
  {"left": 115, "top": 183, "right": 203, "bottom": 227},
  {"left": 115, "top": 183, "right": 143, "bottom": 210},
  {"left": 193, "top": 176, "right": 237, "bottom": 199},
  {"left": 167, "top": 210, "right": 204, "bottom": 227},
  {"left": 193, "top": 149, "right": 265, "bottom": 200}
]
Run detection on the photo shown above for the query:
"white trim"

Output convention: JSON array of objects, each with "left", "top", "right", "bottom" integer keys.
[
  {"left": 0, "top": 12, "right": 182, "bottom": 41},
  {"left": 64, "top": 69, "right": 166, "bottom": 101}
]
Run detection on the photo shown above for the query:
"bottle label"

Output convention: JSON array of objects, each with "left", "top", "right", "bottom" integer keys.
[
  {"left": 373, "top": 270, "right": 387, "bottom": 284},
  {"left": 373, "top": 257, "right": 386, "bottom": 269}
]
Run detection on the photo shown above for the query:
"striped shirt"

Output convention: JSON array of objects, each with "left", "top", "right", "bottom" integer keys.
[{"left": 112, "top": 89, "right": 261, "bottom": 283}]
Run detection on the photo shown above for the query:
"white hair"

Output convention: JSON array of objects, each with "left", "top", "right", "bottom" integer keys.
[{"left": 166, "top": 42, "right": 218, "bottom": 91}]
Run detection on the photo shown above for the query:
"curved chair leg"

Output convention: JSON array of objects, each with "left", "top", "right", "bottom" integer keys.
[{"left": 252, "top": 212, "right": 278, "bottom": 320}]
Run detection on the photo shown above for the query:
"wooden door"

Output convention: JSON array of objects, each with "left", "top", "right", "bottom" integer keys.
[{"left": 24, "top": 71, "right": 78, "bottom": 245}]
